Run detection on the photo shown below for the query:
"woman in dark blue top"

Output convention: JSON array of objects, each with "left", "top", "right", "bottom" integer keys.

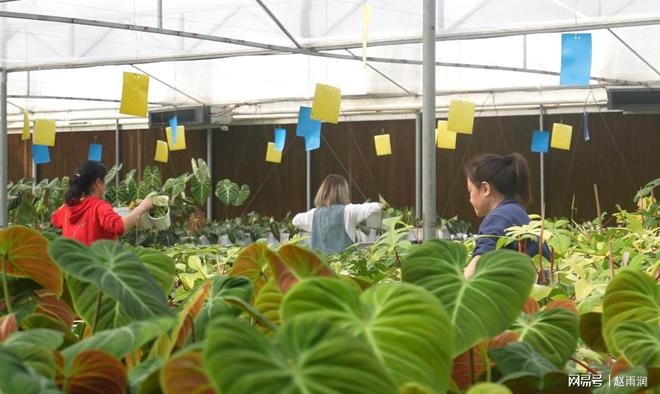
[{"left": 463, "top": 153, "right": 550, "bottom": 278}]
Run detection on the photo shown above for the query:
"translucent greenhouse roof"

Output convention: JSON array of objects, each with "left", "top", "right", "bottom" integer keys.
[{"left": 2, "top": 0, "right": 660, "bottom": 129}]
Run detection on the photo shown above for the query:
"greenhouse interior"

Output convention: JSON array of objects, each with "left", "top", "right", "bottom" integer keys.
[{"left": 0, "top": 1, "right": 658, "bottom": 393}]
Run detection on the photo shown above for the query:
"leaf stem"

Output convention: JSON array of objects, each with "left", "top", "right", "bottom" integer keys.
[
  {"left": 1, "top": 255, "right": 13, "bottom": 314},
  {"left": 571, "top": 356, "right": 598, "bottom": 374}
]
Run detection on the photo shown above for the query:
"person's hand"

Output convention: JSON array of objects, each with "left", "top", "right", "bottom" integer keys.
[{"left": 135, "top": 198, "right": 154, "bottom": 215}]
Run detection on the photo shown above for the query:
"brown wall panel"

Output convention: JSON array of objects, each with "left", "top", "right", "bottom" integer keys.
[{"left": 7, "top": 112, "right": 659, "bottom": 226}]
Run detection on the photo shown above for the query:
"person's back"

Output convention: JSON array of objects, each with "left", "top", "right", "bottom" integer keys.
[
  {"left": 51, "top": 160, "right": 153, "bottom": 246},
  {"left": 311, "top": 205, "right": 353, "bottom": 254}
]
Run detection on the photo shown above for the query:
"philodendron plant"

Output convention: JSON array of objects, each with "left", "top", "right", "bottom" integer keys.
[{"left": 0, "top": 225, "right": 658, "bottom": 394}]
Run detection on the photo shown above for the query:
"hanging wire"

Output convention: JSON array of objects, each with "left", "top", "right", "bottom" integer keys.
[
  {"left": 589, "top": 94, "right": 639, "bottom": 190},
  {"left": 341, "top": 107, "right": 381, "bottom": 197},
  {"left": 491, "top": 93, "right": 510, "bottom": 151},
  {"left": 559, "top": 89, "right": 591, "bottom": 209},
  {"left": 440, "top": 92, "right": 493, "bottom": 217}
]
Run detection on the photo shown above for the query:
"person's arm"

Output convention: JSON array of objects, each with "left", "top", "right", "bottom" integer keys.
[
  {"left": 464, "top": 214, "right": 510, "bottom": 278},
  {"left": 122, "top": 198, "right": 153, "bottom": 231},
  {"left": 345, "top": 202, "right": 383, "bottom": 226},
  {"left": 292, "top": 209, "right": 315, "bottom": 232}
]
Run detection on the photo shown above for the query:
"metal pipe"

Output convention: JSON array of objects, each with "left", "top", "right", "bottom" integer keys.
[
  {"left": 255, "top": 0, "right": 301, "bottom": 48},
  {"left": 130, "top": 65, "right": 204, "bottom": 105},
  {"left": 306, "top": 150, "right": 311, "bottom": 211},
  {"left": 422, "top": 0, "right": 436, "bottom": 241},
  {"left": 0, "top": 68, "right": 7, "bottom": 227},
  {"left": 115, "top": 119, "right": 120, "bottom": 187},
  {"left": 157, "top": 0, "right": 163, "bottom": 29},
  {"left": 539, "top": 105, "right": 545, "bottom": 217},
  {"left": 206, "top": 128, "right": 213, "bottom": 221},
  {"left": 607, "top": 28, "right": 660, "bottom": 77},
  {"left": 415, "top": 110, "right": 422, "bottom": 221}
]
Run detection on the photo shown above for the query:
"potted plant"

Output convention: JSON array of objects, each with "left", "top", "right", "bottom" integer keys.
[{"left": 147, "top": 194, "right": 171, "bottom": 231}]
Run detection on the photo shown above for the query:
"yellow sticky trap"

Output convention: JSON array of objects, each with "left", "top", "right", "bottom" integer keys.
[
  {"left": 374, "top": 134, "right": 392, "bottom": 156},
  {"left": 154, "top": 140, "right": 169, "bottom": 163},
  {"left": 119, "top": 72, "right": 149, "bottom": 117},
  {"left": 551, "top": 123, "right": 573, "bottom": 150},
  {"left": 362, "top": 3, "right": 372, "bottom": 66},
  {"left": 311, "top": 83, "right": 341, "bottom": 124},
  {"left": 265, "top": 142, "right": 282, "bottom": 163},
  {"left": 33, "top": 119, "right": 56, "bottom": 146},
  {"left": 21, "top": 111, "right": 30, "bottom": 141},
  {"left": 436, "top": 120, "right": 457, "bottom": 150},
  {"left": 166, "top": 126, "right": 186, "bottom": 151},
  {"left": 447, "top": 100, "right": 475, "bottom": 135}
]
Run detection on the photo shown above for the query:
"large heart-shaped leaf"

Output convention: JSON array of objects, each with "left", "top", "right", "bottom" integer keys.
[
  {"left": 161, "top": 350, "right": 214, "bottom": 394},
  {"left": 254, "top": 277, "right": 282, "bottom": 331},
  {"left": 489, "top": 342, "right": 558, "bottom": 377},
  {"left": 49, "top": 239, "right": 174, "bottom": 324},
  {"left": 62, "top": 318, "right": 173, "bottom": 367},
  {"left": 466, "top": 383, "right": 512, "bottom": 394},
  {"left": 131, "top": 247, "right": 176, "bottom": 295},
  {"left": 150, "top": 282, "right": 210, "bottom": 359},
  {"left": 215, "top": 179, "right": 239, "bottom": 206},
  {"left": 402, "top": 240, "right": 535, "bottom": 355},
  {"left": 0, "top": 226, "right": 62, "bottom": 296},
  {"left": 580, "top": 312, "right": 608, "bottom": 353},
  {"left": 282, "top": 278, "right": 453, "bottom": 393},
  {"left": 229, "top": 243, "right": 275, "bottom": 294},
  {"left": 272, "top": 244, "right": 334, "bottom": 293},
  {"left": 35, "top": 291, "right": 75, "bottom": 328},
  {"left": 193, "top": 275, "right": 253, "bottom": 341},
  {"left": 204, "top": 316, "right": 398, "bottom": 394},
  {"left": 612, "top": 321, "right": 660, "bottom": 367},
  {"left": 21, "top": 314, "right": 78, "bottom": 347},
  {"left": 4, "top": 328, "right": 63, "bottom": 379},
  {"left": 512, "top": 307, "right": 579, "bottom": 367},
  {"left": 603, "top": 269, "right": 660, "bottom": 356},
  {"left": 0, "top": 345, "right": 62, "bottom": 394},
  {"left": 61, "top": 350, "right": 127, "bottom": 394}
]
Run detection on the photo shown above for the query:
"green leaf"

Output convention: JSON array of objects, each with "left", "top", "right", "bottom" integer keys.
[
  {"left": 466, "top": 382, "right": 512, "bottom": 394},
  {"left": 580, "top": 312, "right": 608, "bottom": 353},
  {"left": 49, "top": 239, "right": 174, "bottom": 324},
  {"left": 193, "top": 275, "right": 253, "bottom": 342},
  {"left": 204, "top": 316, "right": 398, "bottom": 394},
  {"left": 215, "top": 179, "right": 239, "bottom": 207},
  {"left": 3, "top": 329, "right": 63, "bottom": 379},
  {"left": 513, "top": 307, "right": 579, "bottom": 367},
  {"left": 0, "top": 346, "right": 62, "bottom": 394},
  {"left": 603, "top": 269, "right": 660, "bottom": 356},
  {"left": 612, "top": 321, "right": 660, "bottom": 367},
  {"left": 190, "top": 177, "right": 211, "bottom": 207},
  {"left": 104, "top": 163, "right": 122, "bottom": 185},
  {"left": 128, "top": 357, "right": 163, "bottom": 394},
  {"left": 132, "top": 247, "right": 176, "bottom": 295},
  {"left": 282, "top": 278, "right": 453, "bottom": 393},
  {"left": 254, "top": 277, "right": 282, "bottom": 330},
  {"left": 489, "top": 342, "right": 558, "bottom": 377},
  {"left": 236, "top": 184, "right": 250, "bottom": 206},
  {"left": 62, "top": 317, "right": 174, "bottom": 367},
  {"left": 142, "top": 166, "right": 162, "bottom": 191},
  {"left": 594, "top": 366, "right": 652, "bottom": 394},
  {"left": 402, "top": 240, "right": 535, "bottom": 355}
]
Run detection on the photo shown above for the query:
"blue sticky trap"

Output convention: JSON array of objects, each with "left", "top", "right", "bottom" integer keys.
[
  {"left": 169, "top": 116, "right": 178, "bottom": 144},
  {"left": 531, "top": 130, "right": 550, "bottom": 153},
  {"left": 88, "top": 143, "right": 103, "bottom": 161},
  {"left": 274, "top": 128, "right": 286, "bottom": 151},
  {"left": 560, "top": 33, "right": 592, "bottom": 86},
  {"left": 296, "top": 106, "right": 321, "bottom": 138},
  {"left": 33, "top": 144, "right": 50, "bottom": 164},
  {"left": 305, "top": 132, "right": 320, "bottom": 151},
  {"left": 583, "top": 112, "right": 590, "bottom": 142}
]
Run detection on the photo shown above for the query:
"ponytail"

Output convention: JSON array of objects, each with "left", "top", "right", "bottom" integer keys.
[
  {"left": 64, "top": 161, "right": 107, "bottom": 206},
  {"left": 464, "top": 153, "right": 532, "bottom": 206}
]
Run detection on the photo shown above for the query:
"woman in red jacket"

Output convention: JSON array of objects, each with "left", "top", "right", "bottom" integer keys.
[{"left": 52, "top": 161, "right": 153, "bottom": 245}]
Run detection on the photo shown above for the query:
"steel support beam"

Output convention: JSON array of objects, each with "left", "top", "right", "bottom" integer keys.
[
  {"left": 255, "top": 0, "right": 301, "bottom": 48},
  {"left": 422, "top": 0, "right": 436, "bottom": 241},
  {"left": 0, "top": 68, "right": 7, "bottom": 227}
]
